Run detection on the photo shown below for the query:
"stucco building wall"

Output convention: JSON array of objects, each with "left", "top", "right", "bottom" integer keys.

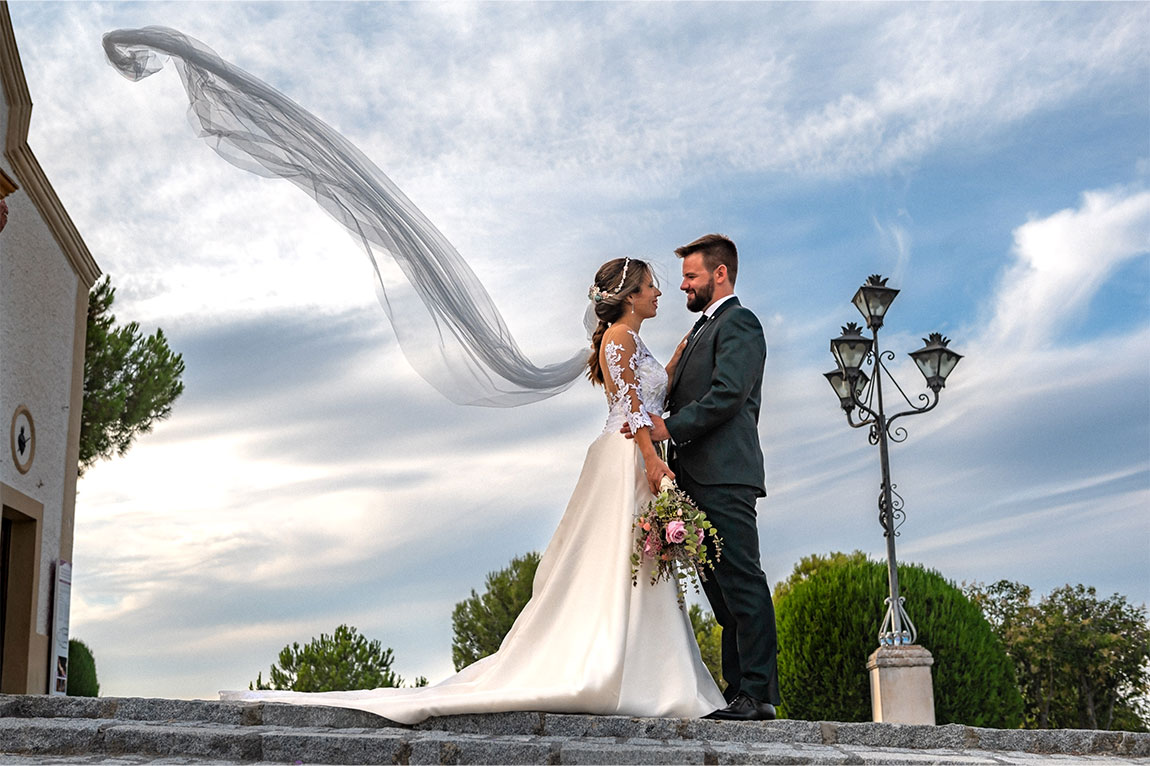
[{"left": 0, "top": 165, "right": 82, "bottom": 634}]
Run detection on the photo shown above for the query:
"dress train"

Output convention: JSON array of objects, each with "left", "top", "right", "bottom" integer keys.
[{"left": 221, "top": 432, "right": 724, "bottom": 724}]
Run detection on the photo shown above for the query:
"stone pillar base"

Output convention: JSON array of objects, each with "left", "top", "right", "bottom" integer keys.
[{"left": 867, "top": 644, "right": 936, "bottom": 725}]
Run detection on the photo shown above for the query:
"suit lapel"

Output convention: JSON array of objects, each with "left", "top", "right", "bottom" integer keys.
[{"left": 672, "top": 296, "right": 740, "bottom": 391}]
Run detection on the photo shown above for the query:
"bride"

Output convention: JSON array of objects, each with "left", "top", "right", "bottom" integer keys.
[
  {"left": 221, "top": 257, "right": 725, "bottom": 723},
  {"left": 98, "top": 25, "right": 724, "bottom": 725}
]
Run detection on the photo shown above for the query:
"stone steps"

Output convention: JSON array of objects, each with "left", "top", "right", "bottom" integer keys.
[{"left": 1, "top": 694, "right": 1147, "bottom": 765}]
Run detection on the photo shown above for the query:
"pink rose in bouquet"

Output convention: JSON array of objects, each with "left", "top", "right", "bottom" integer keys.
[
  {"left": 665, "top": 520, "right": 688, "bottom": 545},
  {"left": 630, "top": 478, "right": 723, "bottom": 608}
]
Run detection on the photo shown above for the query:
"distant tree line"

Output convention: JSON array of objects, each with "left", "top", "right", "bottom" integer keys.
[
  {"left": 965, "top": 580, "right": 1148, "bottom": 731},
  {"left": 240, "top": 551, "right": 1146, "bottom": 732}
]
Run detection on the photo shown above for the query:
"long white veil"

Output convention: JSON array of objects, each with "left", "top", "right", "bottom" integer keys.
[{"left": 102, "top": 26, "right": 587, "bottom": 406}]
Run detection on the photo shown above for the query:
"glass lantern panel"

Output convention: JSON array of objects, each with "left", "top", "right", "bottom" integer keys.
[
  {"left": 832, "top": 337, "right": 871, "bottom": 371},
  {"left": 938, "top": 350, "right": 961, "bottom": 379},
  {"left": 910, "top": 350, "right": 938, "bottom": 379},
  {"left": 824, "top": 370, "right": 850, "bottom": 400}
]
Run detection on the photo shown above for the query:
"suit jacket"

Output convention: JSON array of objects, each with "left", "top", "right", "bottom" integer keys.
[{"left": 665, "top": 296, "right": 767, "bottom": 495}]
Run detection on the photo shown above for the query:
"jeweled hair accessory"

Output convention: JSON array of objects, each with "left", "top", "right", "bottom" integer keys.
[{"left": 588, "top": 257, "right": 631, "bottom": 303}]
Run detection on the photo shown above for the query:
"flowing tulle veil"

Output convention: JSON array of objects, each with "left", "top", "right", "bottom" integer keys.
[{"left": 102, "top": 26, "right": 587, "bottom": 407}]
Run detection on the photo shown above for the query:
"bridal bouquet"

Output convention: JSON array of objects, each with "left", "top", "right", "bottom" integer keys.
[{"left": 631, "top": 476, "right": 723, "bottom": 608}]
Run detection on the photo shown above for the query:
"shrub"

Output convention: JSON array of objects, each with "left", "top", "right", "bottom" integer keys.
[
  {"left": 66, "top": 639, "right": 99, "bottom": 697},
  {"left": 688, "top": 604, "right": 724, "bottom": 689},
  {"left": 775, "top": 553, "right": 1022, "bottom": 727},
  {"left": 249, "top": 624, "right": 422, "bottom": 692}
]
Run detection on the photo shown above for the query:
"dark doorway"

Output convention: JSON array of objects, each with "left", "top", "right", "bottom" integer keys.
[{"left": 0, "top": 516, "right": 11, "bottom": 681}]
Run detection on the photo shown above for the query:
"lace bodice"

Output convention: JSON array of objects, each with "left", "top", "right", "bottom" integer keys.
[{"left": 602, "top": 329, "right": 668, "bottom": 434}]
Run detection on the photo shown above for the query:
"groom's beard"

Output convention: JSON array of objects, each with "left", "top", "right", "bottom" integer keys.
[{"left": 685, "top": 277, "right": 715, "bottom": 312}]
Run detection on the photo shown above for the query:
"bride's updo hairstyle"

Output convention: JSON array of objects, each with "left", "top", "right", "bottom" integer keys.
[{"left": 586, "top": 257, "right": 651, "bottom": 386}]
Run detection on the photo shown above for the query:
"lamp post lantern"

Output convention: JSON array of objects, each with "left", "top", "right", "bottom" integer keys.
[
  {"left": 825, "top": 275, "right": 962, "bottom": 725},
  {"left": 825, "top": 275, "right": 962, "bottom": 646}
]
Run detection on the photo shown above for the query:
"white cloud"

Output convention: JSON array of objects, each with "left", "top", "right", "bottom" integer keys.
[
  {"left": 14, "top": 2, "right": 1148, "bottom": 333},
  {"left": 984, "top": 188, "right": 1150, "bottom": 350}
]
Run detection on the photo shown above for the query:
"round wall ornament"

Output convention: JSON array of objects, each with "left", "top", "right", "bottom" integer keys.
[{"left": 10, "top": 405, "right": 35, "bottom": 474}]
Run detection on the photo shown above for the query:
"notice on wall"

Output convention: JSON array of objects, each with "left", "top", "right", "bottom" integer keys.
[{"left": 50, "top": 560, "right": 71, "bottom": 695}]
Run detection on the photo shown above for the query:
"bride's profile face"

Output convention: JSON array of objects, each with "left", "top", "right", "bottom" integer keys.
[{"left": 630, "top": 270, "right": 662, "bottom": 319}]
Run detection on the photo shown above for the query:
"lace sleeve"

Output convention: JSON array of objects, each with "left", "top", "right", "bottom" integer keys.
[{"left": 604, "top": 329, "right": 653, "bottom": 433}]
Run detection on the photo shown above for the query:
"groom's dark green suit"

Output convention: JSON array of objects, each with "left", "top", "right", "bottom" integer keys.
[{"left": 665, "top": 296, "right": 781, "bottom": 706}]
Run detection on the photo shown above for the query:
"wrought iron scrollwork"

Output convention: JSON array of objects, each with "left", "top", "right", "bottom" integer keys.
[
  {"left": 878, "top": 484, "right": 906, "bottom": 537},
  {"left": 880, "top": 596, "right": 917, "bottom": 645}
]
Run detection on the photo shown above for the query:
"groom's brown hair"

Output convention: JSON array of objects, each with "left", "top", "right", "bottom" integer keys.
[{"left": 675, "top": 233, "right": 738, "bottom": 285}]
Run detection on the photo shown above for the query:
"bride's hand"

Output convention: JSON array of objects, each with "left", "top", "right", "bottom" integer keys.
[
  {"left": 665, "top": 332, "right": 690, "bottom": 380},
  {"left": 645, "top": 454, "right": 675, "bottom": 495}
]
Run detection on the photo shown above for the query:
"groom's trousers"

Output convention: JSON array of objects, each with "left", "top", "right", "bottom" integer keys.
[{"left": 679, "top": 471, "right": 781, "bottom": 706}]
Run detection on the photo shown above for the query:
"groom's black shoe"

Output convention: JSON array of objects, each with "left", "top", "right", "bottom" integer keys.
[{"left": 703, "top": 693, "right": 776, "bottom": 721}]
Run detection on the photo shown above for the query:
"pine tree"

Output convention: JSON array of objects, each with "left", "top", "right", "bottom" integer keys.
[
  {"left": 80, "top": 276, "right": 185, "bottom": 474},
  {"left": 250, "top": 624, "right": 425, "bottom": 692},
  {"left": 451, "top": 552, "right": 541, "bottom": 671}
]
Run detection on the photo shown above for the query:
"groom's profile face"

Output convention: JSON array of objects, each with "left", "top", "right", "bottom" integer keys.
[{"left": 680, "top": 253, "right": 715, "bottom": 312}]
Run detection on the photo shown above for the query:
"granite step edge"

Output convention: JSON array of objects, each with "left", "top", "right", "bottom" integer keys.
[
  {"left": 2, "top": 695, "right": 1147, "bottom": 758},
  {"left": 0, "top": 719, "right": 854, "bottom": 766},
  {"left": 2, "top": 718, "right": 1149, "bottom": 766}
]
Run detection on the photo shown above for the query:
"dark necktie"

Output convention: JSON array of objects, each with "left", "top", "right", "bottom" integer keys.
[{"left": 690, "top": 314, "right": 709, "bottom": 339}]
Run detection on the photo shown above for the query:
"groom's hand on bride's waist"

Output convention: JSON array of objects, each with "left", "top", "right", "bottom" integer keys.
[{"left": 620, "top": 414, "right": 670, "bottom": 443}]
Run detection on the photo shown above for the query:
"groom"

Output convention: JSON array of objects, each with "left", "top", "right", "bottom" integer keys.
[{"left": 646, "top": 234, "right": 781, "bottom": 721}]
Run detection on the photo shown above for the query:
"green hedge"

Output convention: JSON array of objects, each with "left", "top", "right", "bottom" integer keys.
[
  {"left": 775, "top": 554, "right": 1022, "bottom": 727},
  {"left": 66, "top": 639, "right": 99, "bottom": 697}
]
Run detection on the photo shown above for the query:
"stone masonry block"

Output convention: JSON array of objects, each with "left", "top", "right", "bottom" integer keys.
[
  {"left": 259, "top": 729, "right": 409, "bottom": 765},
  {"left": 677, "top": 718, "right": 822, "bottom": 745},
  {"left": 537, "top": 714, "right": 595, "bottom": 738},
  {"left": 833, "top": 721, "right": 966, "bottom": 750},
  {"left": 709, "top": 741, "right": 855, "bottom": 765},
  {"left": 405, "top": 731, "right": 556, "bottom": 765},
  {"left": 838, "top": 744, "right": 996, "bottom": 764},
  {"left": 560, "top": 739, "right": 705, "bottom": 765},
  {"left": 439, "top": 735, "right": 556, "bottom": 765},
  {"left": 0, "top": 718, "right": 103, "bottom": 755},
  {"left": 582, "top": 716, "right": 649, "bottom": 739},
  {"left": 10, "top": 695, "right": 116, "bottom": 720},
  {"left": 420, "top": 712, "right": 543, "bottom": 736},
  {"left": 257, "top": 702, "right": 400, "bottom": 730},
  {"left": 626, "top": 717, "right": 693, "bottom": 740},
  {"left": 1119, "top": 731, "right": 1150, "bottom": 757},
  {"left": 970, "top": 727, "right": 1128, "bottom": 755},
  {"left": 111, "top": 698, "right": 247, "bottom": 726},
  {"left": 100, "top": 723, "right": 261, "bottom": 761}
]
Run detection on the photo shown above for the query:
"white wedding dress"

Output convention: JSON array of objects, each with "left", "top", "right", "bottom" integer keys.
[{"left": 221, "top": 329, "right": 724, "bottom": 723}]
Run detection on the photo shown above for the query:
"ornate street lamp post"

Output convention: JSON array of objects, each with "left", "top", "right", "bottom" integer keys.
[{"left": 825, "top": 275, "right": 962, "bottom": 724}]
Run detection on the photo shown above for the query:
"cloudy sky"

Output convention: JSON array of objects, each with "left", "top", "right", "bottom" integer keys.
[{"left": 9, "top": 2, "right": 1148, "bottom": 700}]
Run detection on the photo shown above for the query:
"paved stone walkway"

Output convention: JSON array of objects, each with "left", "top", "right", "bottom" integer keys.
[{"left": 1, "top": 695, "right": 1147, "bottom": 764}]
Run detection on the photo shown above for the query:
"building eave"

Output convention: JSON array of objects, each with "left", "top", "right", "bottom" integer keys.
[{"left": 0, "top": 1, "right": 101, "bottom": 288}]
